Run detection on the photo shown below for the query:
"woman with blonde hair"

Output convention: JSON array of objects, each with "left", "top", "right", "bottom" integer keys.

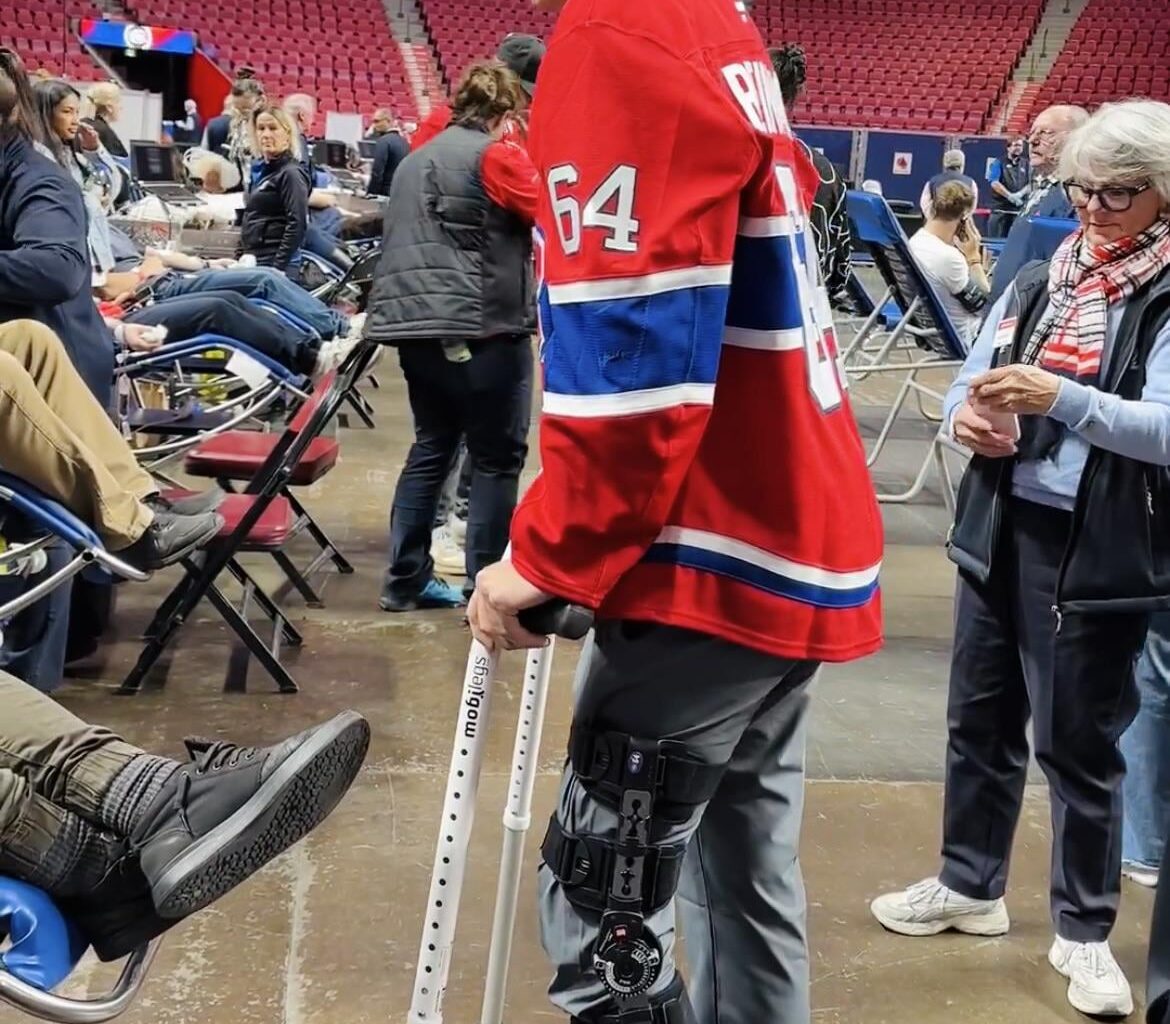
[
  {"left": 84, "top": 81, "right": 125, "bottom": 157},
  {"left": 238, "top": 103, "right": 309, "bottom": 273},
  {"left": 365, "top": 60, "right": 539, "bottom": 611}
]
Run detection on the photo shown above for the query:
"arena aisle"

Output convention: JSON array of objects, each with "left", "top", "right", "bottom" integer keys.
[{"left": 5, "top": 358, "right": 1153, "bottom": 1024}]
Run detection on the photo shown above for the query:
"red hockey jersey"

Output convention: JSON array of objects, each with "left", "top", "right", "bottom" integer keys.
[{"left": 509, "top": 0, "right": 884, "bottom": 663}]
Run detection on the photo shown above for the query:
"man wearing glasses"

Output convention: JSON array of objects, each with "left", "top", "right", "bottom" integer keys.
[{"left": 989, "top": 105, "right": 1090, "bottom": 304}]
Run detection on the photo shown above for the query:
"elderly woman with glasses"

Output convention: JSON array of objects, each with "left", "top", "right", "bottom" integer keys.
[{"left": 871, "top": 98, "right": 1170, "bottom": 1019}]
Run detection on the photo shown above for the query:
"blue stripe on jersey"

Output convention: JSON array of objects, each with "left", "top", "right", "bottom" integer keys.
[
  {"left": 643, "top": 543, "right": 880, "bottom": 609},
  {"left": 725, "top": 233, "right": 809, "bottom": 334},
  {"left": 541, "top": 284, "right": 730, "bottom": 397}
]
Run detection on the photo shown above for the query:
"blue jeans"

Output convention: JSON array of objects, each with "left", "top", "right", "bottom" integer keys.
[
  {"left": 1122, "top": 612, "right": 1170, "bottom": 870},
  {"left": 153, "top": 267, "right": 349, "bottom": 338},
  {"left": 383, "top": 337, "right": 532, "bottom": 601}
]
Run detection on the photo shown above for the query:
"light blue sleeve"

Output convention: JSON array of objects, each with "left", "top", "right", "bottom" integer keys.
[
  {"left": 1048, "top": 320, "right": 1170, "bottom": 465},
  {"left": 942, "top": 290, "right": 1011, "bottom": 435}
]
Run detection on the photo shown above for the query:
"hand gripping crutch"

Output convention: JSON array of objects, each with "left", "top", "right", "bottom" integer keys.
[{"left": 407, "top": 602, "right": 593, "bottom": 1024}]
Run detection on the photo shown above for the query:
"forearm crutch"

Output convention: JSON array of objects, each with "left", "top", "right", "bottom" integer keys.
[{"left": 407, "top": 604, "right": 592, "bottom": 1024}]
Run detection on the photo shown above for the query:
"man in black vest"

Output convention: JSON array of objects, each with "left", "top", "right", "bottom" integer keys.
[
  {"left": 986, "top": 136, "right": 1031, "bottom": 238},
  {"left": 920, "top": 149, "right": 979, "bottom": 216},
  {"left": 364, "top": 62, "right": 539, "bottom": 611}
]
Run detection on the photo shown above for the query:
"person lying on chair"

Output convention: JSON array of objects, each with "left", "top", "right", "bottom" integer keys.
[
  {"left": 0, "top": 319, "right": 222, "bottom": 570},
  {"left": 0, "top": 669, "right": 370, "bottom": 961}
]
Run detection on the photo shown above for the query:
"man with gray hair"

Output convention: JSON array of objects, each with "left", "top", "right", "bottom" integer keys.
[
  {"left": 989, "top": 103, "right": 1090, "bottom": 302},
  {"left": 920, "top": 148, "right": 979, "bottom": 216}
]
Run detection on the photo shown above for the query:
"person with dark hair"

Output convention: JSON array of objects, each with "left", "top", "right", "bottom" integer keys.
[
  {"left": 239, "top": 104, "right": 310, "bottom": 274},
  {"left": 986, "top": 135, "right": 1031, "bottom": 237},
  {"left": 367, "top": 111, "right": 409, "bottom": 197},
  {"left": 365, "top": 60, "right": 539, "bottom": 611},
  {"left": 769, "top": 43, "right": 851, "bottom": 306},
  {"left": 32, "top": 79, "right": 118, "bottom": 287},
  {"left": 909, "top": 179, "right": 990, "bottom": 345},
  {"left": 0, "top": 51, "right": 116, "bottom": 407},
  {"left": 202, "top": 72, "right": 265, "bottom": 193},
  {"left": 411, "top": 34, "right": 544, "bottom": 151},
  {"left": 0, "top": 668, "right": 369, "bottom": 962}
]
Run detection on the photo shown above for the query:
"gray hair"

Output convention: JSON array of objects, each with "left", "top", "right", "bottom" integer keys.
[
  {"left": 942, "top": 148, "right": 965, "bottom": 171},
  {"left": 1059, "top": 99, "right": 1170, "bottom": 207}
]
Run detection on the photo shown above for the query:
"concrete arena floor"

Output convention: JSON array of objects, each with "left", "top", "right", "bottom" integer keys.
[{"left": 4, "top": 327, "right": 1156, "bottom": 1023}]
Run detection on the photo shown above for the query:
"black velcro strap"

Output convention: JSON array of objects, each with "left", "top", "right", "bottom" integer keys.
[
  {"left": 569, "top": 724, "right": 723, "bottom": 817},
  {"left": 541, "top": 817, "right": 686, "bottom": 916}
]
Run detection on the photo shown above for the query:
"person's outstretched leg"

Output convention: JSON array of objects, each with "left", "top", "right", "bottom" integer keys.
[
  {"left": 537, "top": 622, "right": 814, "bottom": 1022},
  {"left": 0, "top": 670, "right": 371, "bottom": 959}
]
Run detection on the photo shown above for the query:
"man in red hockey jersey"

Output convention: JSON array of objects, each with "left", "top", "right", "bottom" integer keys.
[{"left": 467, "top": 1, "right": 884, "bottom": 1021}]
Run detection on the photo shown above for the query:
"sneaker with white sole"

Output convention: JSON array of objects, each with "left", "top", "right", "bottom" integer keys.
[
  {"left": 448, "top": 512, "right": 467, "bottom": 546},
  {"left": 313, "top": 335, "right": 363, "bottom": 380},
  {"left": 430, "top": 524, "right": 465, "bottom": 576},
  {"left": 870, "top": 877, "right": 1011, "bottom": 937},
  {"left": 1122, "top": 860, "right": 1159, "bottom": 888},
  {"left": 1048, "top": 937, "right": 1133, "bottom": 1017}
]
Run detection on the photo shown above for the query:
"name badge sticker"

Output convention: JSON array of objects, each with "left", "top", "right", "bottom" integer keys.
[{"left": 994, "top": 316, "right": 1017, "bottom": 351}]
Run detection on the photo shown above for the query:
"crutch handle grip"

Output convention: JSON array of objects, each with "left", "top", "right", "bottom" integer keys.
[{"left": 517, "top": 601, "right": 593, "bottom": 640}]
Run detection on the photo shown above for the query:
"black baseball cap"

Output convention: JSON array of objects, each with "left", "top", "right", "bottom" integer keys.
[{"left": 497, "top": 33, "right": 545, "bottom": 94}]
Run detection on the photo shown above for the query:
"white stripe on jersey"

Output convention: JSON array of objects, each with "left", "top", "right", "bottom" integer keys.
[
  {"left": 723, "top": 326, "right": 805, "bottom": 351},
  {"left": 737, "top": 214, "right": 798, "bottom": 238},
  {"left": 543, "top": 383, "right": 715, "bottom": 418},
  {"left": 546, "top": 265, "right": 733, "bottom": 305},
  {"left": 655, "top": 526, "right": 883, "bottom": 589}
]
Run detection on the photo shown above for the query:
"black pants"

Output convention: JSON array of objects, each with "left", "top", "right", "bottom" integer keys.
[
  {"left": 940, "top": 498, "right": 1147, "bottom": 941},
  {"left": 987, "top": 210, "right": 1019, "bottom": 239},
  {"left": 382, "top": 337, "right": 532, "bottom": 601},
  {"left": 127, "top": 291, "right": 320, "bottom": 375}
]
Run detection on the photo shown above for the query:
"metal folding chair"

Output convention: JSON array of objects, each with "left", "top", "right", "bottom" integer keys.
[
  {"left": 0, "top": 875, "right": 159, "bottom": 1023},
  {"left": 845, "top": 190, "right": 973, "bottom": 513}
]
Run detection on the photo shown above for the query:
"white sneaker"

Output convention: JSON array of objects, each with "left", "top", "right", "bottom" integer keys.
[
  {"left": 1122, "top": 861, "right": 1159, "bottom": 888},
  {"left": 430, "top": 525, "right": 465, "bottom": 576},
  {"left": 344, "top": 311, "right": 367, "bottom": 340},
  {"left": 447, "top": 513, "right": 467, "bottom": 547},
  {"left": 870, "top": 877, "right": 1010, "bottom": 937},
  {"left": 312, "top": 334, "right": 362, "bottom": 380},
  {"left": 1048, "top": 937, "right": 1133, "bottom": 1017}
]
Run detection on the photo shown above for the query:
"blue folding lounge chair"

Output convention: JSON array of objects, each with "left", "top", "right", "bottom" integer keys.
[
  {"left": 845, "top": 189, "right": 974, "bottom": 512},
  {"left": 0, "top": 875, "right": 159, "bottom": 1022}
]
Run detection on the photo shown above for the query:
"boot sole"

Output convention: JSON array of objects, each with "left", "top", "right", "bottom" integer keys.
[
  {"left": 870, "top": 899, "right": 1011, "bottom": 937},
  {"left": 1048, "top": 947, "right": 1134, "bottom": 1018},
  {"left": 150, "top": 712, "right": 371, "bottom": 919}
]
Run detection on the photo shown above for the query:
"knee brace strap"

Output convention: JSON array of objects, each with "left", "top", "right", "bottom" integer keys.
[
  {"left": 570, "top": 975, "right": 694, "bottom": 1024},
  {"left": 542, "top": 818, "right": 686, "bottom": 915},
  {"left": 569, "top": 724, "right": 723, "bottom": 821}
]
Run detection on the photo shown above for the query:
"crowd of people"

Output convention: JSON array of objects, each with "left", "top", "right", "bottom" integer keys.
[{"left": 2, "top": 1, "right": 1170, "bottom": 1023}]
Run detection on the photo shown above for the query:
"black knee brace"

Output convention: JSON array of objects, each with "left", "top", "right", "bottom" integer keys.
[
  {"left": 571, "top": 975, "right": 695, "bottom": 1024},
  {"left": 545, "top": 727, "right": 725, "bottom": 1005}
]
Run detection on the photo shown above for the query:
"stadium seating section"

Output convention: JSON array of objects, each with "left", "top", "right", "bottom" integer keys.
[
  {"left": 146, "top": 0, "right": 419, "bottom": 123},
  {"left": 1022, "top": 0, "right": 1169, "bottom": 124},
  {"left": 751, "top": 0, "right": 1045, "bottom": 132},
  {"left": 3, "top": 0, "right": 1170, "bottom": 137},
  {"left": 2, "top": 0, "right": 107, "bottom": 80}
]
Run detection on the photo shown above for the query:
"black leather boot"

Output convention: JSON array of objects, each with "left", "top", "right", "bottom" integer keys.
[{"left": 128, "top": 712, "right": 370, "bottom": 919}]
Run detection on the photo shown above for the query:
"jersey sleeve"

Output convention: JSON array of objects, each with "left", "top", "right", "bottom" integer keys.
[
  {"left": 480, "top": 139, "right": 539, "bottom": 224},
  {"left": 508, "top": 22, "right": 759, "bottom": 607}
]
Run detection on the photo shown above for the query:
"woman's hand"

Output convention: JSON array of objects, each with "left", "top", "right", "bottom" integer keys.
[
  {"left": 954, "top": 216, "right": 983, "bottom": 263},
  {"left": 952, "top": 401, "right": 1018, "bottom": 458},
  {"left": 969, "top": 364, "right": 1062, "bottom": 415},
  {"left": 120, "top": 324, "right": 164, "bottom": 353},
  {"left": 77, "top": 123, "right": 100, "bottom": 152}
]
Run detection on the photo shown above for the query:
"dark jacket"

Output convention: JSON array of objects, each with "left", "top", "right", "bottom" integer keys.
[
  {"left": 364, "top": 124, "right": 535, "bottom": 344},
  {"left": 203, "top": 113, "right": 231, "bottom": 157},
  {"left": 927, "top": 170, "right": 978, "bottom": 202},
  {"left": 0, "top": 134, "right": 116, "bottom": 406},
  {"left": 949, "top": 260, "right": 1170, "bottom": 616},
  {"left": 989, "top": 183, "right": 1077, "bottom": 303},
  {"left": 240, "top": 153, "right": 310, "bottom": 272},
  {"left": 368, "top": 131, "right": 409, "bottom": 197}
]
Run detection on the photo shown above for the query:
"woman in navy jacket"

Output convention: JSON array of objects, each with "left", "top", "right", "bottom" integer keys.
[
  {"left": 0, "top": 50, "right": 115, "bottom": 406},
  {"left": 240, "top": 105, "right": 310, "bottom": 275}
]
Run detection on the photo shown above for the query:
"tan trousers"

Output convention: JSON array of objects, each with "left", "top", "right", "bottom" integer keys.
[
  {"left": 0, "top": 669, "right": 140, "bottom": 872},
  {"left": 0, "top": 320, "right": 155, "bottom": 549}
]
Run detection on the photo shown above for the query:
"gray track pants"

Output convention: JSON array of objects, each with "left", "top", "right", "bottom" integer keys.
[{"left": 538, "top": 621, "right": 816, "bottom": 1023}]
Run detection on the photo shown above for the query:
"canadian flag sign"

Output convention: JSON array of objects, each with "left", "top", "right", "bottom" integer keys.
[{"left": 892, "top": 152, "right": 913, "bottom": 175}]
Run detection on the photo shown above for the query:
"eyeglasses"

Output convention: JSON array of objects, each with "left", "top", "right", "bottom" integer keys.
[{"left": 1063, "top": 180, "right": 1152, "bottom": 213}]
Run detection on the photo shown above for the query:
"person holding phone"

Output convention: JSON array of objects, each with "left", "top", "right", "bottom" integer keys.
[{"left": 908, "top": 179, "right": 990, "bottom": 346}]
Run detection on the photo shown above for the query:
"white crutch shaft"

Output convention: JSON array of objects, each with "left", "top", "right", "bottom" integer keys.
[
  {"left": 408, "top": 640, "right": 499, "bottom": 1024},
  {"left": 480, "top": 643, "right": 557, "bottom": 1024}
]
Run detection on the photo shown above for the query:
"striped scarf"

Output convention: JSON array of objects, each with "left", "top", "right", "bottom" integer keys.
[{"left": 1029, "top": 219, "right": 1170, "bottom": 382}]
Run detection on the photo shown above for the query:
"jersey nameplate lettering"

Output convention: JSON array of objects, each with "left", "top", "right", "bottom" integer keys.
[{"left": 721, "top": 61, "right": 790, "bottom": 136}]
